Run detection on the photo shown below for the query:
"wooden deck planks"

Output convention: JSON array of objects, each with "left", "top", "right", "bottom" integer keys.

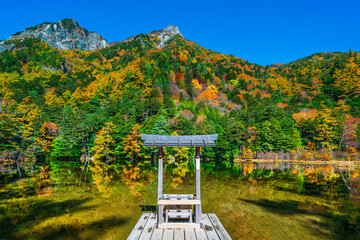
[
  {"left": 162, "top": 229, "right": 174, "bottom": 240},
  {"left": 202, "top": 214, "right": 221, "bottom": 240},
  {"left": 174, "top": 228, "right": 185, "bottom": 240},
  {"left": 127, "top": 213, "right": 151, "bottom": 240},
  {"left": 185, "top": 228, "right": 197, "bottom": 240},
  {"left": 138, "top": 213, "right": 157, "bottom": 240},
  {"left": 208, "top": 214, "right": 232, "bottom": 240},
  {"left": 150, "top": 228, "right": 164, "bottom": 240},
  {"left": 195, "top": 227, "right": 209, "bottom": 240},
  {"left": 128, "top": 213, "right": 231, "bottom": 240}
]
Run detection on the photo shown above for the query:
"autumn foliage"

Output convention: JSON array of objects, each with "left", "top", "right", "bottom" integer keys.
[{"left": 0, "top": 29, "right": 360, "bottom": 180}]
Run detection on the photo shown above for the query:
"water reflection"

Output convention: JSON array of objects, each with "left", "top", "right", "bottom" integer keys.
[{"left": 0, "top": 160, "right": 359, "bottom": 239}]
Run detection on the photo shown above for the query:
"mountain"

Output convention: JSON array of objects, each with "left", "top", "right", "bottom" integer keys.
[
  {"left": 0, "top": 18, "right": 107, "bottom": 51},
  {"left": 0, "top": 21, "right": 183, "bottom": 52},
  {"left": 0, "top": 19, "right": 360, "bottom": 162},
  {"left": 109, "top": 24, "right": 183, "bottom": 48}
]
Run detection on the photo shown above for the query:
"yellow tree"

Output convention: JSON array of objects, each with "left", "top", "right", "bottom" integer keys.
[
  {"left": 91, "top": 122, "right": 117, "bottom": 163},
  {"left": 16, "top": 99, "right": 40, "bottom": 139},
  {"left": 1, "top": 96, "right": 42, "bottom": 176},
  {"left": 0, "top": 72, "right": 19, "bottom": 113},
  {"left": 109, "top": 59, "right": 151, "bottom": 100},
  {"left": 44, "top": 90, "right": 64, "bottom": 108},
  {"left": 19, "top": 105, "right": 42, "bottom": 169},
  {"left": 192, "top": 79, "right": 203, "bottom": 96},
  {"left": 333, "top": 59, "right": 360, "bottom": 98},
  {"left": 266, "top": 75, "right": 294, "bottom": 97},
  {"left": 314, "top": 104, "right": 338, "bottom": 150},
  {"left": 166, "top": 132, "right": 191, "bottom": 160},
  {"left": 0, "top": 73, "right": 20, "bottom": 150},
  {"left": 122, "top": 124, "right": 143, "bottom": 161},
  {"left": 90, "top": 122, "right": 117, "bottom": 197}
]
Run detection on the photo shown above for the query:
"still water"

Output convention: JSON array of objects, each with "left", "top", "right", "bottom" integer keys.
[{"left": 0, "top": 160, "right": 359, "bottom": 240}]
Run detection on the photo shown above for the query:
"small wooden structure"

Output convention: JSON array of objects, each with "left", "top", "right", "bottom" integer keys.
[
  {"left": 127, "top": 213, "right": 231, "bottom": 240},
  {"left": 140, "top": 134, "right": 218, "bottom": 229}
]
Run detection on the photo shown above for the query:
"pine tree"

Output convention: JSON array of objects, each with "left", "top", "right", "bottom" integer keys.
[{"left": 151, "top": 115, "right": 168, "bottom": 135}]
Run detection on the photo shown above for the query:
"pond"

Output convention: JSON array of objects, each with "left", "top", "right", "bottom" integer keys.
[{"left": 1, "top": 160, "right": 359, "bottom": 240}]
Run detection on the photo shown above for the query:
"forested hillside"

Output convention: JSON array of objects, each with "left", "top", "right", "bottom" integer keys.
[{"left": 1, "top": 21, "right": 360, "bottom": 177}]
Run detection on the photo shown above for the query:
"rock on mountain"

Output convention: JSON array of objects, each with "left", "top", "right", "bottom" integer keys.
[
  {"left": 149, "top": 24, "right": 183, "bottom": 48},
  {"left": 0, "top": 41, "right": 15, "bottom": 52},
  {"left": 116, "top": 24, "right": 183, "bottom": 48},
  {"left": 0, "top": 18, "right": 107, "bottom": 51}
]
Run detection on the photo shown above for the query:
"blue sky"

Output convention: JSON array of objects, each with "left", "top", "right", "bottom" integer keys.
[{"left": 1, "top": 0, "right": 359, "bottom": 65}]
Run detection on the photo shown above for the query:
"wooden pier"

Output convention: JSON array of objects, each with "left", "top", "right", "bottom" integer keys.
[
  {"left": 127, "top": 213, "right": 232, "bottom": 240},
  {"left": 133, "top": 134, "right": 230, "bottom": 239}
]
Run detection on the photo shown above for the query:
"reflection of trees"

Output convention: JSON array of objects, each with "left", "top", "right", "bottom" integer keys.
[
  {"left": 238, "top": 162, "right": 360, "bottom": 198},
  {"left": 169, "top": 161, "right": 190, "bottom": 188},
  {"left": 121, "top": 163, "right": 142, "bottom": 197},
  {"left": 339, "top": 170, "right": 360, "bottom": 197}
]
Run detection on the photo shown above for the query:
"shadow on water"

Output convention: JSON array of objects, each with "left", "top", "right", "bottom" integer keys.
[
  {"left": 274, "top": 185, "right": 304, "bottom": 195},
  {"left": 0, "top": 182, "right": 87, "bottom": 201},
  {"left": 238, "top": 198, "right": 360, "bottom": 240},
  {"left": 239, "top": 198, "right": 311, "bottom": 216},
  {"left": 139, "top": 205, "right": 157, "bottom": 212},
  {"left": 0, "top": 198, "right": 97, "bottom": 238},
  {"left": 36, "top": 216, "right": 128, "bottom": 240},
  {"left": 275, "top": 179, "right": 350, "bottom": 199}
]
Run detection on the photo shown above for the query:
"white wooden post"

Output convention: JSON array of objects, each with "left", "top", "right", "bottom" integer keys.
[
  {"left": 157, "top": 147, "right": 164, "bottom": 226},
  {"left": 195, "top": 147, "right": 202, "bottom": 224}
]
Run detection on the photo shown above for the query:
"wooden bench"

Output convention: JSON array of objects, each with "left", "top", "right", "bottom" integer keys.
[{"left": 165, "top": 204, "right": 193, "bottom": 223}]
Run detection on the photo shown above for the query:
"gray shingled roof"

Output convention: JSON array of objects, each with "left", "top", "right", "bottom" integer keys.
[{"left": 140, "top": 134, "right": 218, "bottom": 147}]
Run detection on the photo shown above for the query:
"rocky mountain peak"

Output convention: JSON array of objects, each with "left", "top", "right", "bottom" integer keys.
[
  {"left": 149, "top": 24, "right": 183, "bottom": 48},
  {"left": 163, "top": 24, "right": 182, "bottom": 37},
  {"left": 0, "top": 18, "right": 107, "bottom": 51},
  {"left": 115, "top": 24, "right": 183, "bottom": 49}
]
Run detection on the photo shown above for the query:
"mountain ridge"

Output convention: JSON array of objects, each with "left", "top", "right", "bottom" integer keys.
[
  {"left": 0, "top": 19, "right": 352, "bottom": 67},
  {"left": 0, "top": 19, "right": 185, "bottom": 53}
]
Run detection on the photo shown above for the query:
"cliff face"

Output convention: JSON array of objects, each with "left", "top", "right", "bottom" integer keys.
[{"left": 0, "top": 18, "right": 107, "bottom": 51}]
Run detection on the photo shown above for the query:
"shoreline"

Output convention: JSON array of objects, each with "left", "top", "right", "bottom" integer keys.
[{"left": 234, "top": 159, "right": 360, "bottom": 165}]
